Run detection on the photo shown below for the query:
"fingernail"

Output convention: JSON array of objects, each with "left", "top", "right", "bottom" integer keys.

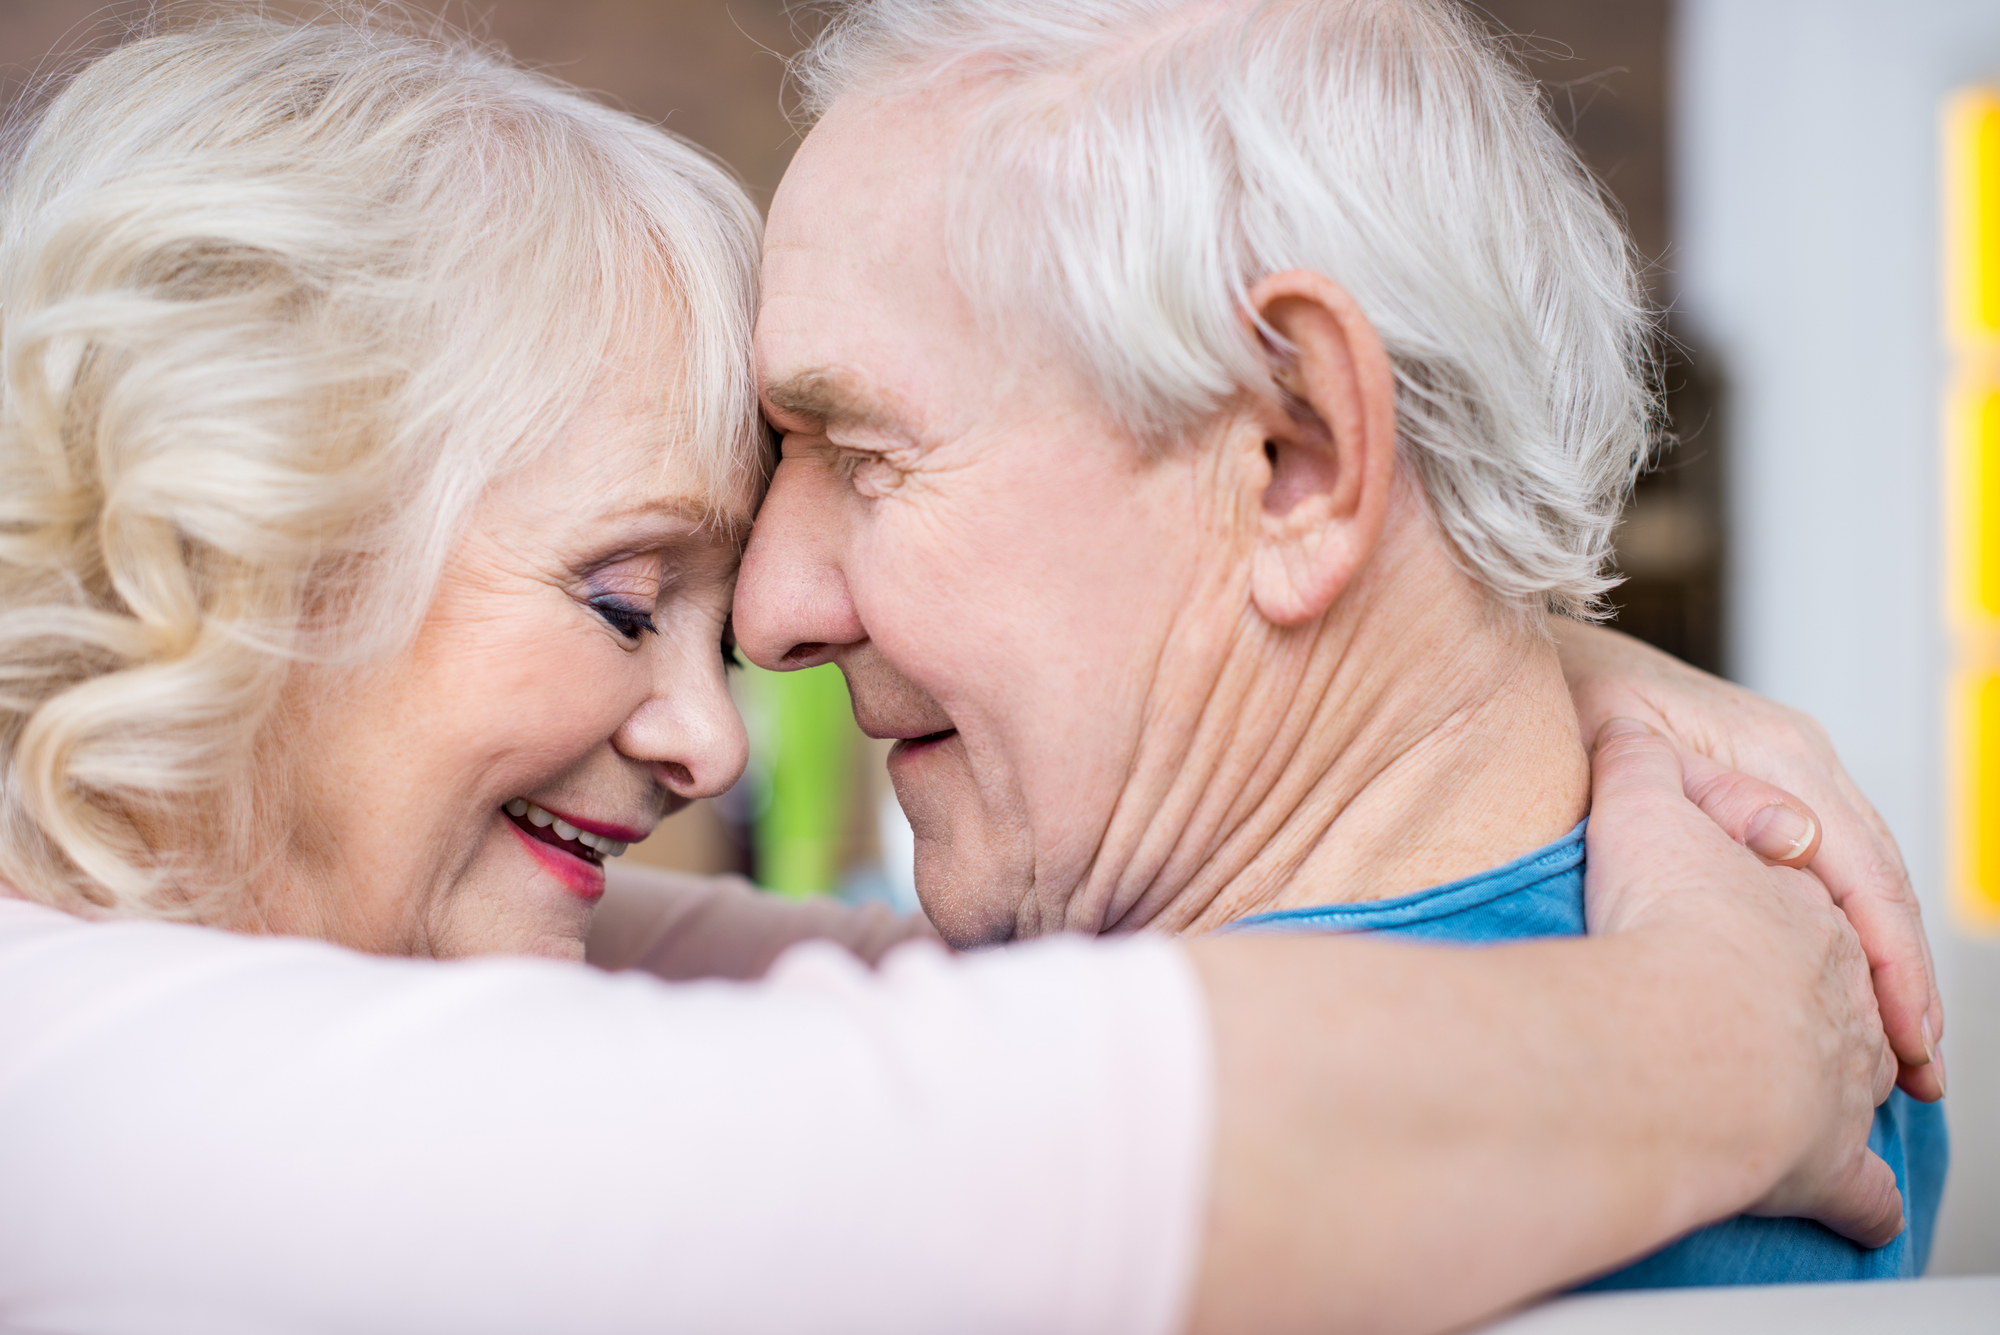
[
  {"left": 1746, "top": 804, "right": 1816, "bottom": 862},
  {"left": 1923, "top": 1014, "right": 1947, "bottom": 1096},
  {"left": 1595, "top": 716, "right": 1653, "bottom": 746}
]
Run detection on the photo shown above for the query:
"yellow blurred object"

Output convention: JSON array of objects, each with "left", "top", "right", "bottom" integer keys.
[
  {"left": 1951, "top": 671, "right": 2000, "bottom": 928},
  {"left": 1946, "top": 89, "right": 2000, "bottom": 346},
  {"left": 1945, "top": 87, "right": 2000, "bottom": 931},
  {"left": 1947, "top": 383, "right": 2000, "bottom": 625}
]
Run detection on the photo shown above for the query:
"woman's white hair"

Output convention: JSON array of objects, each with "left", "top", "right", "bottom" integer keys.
[
  {"left": 0, "top": 12, "right": 761, "bottom": 916},
  {"left": 798, "top": 0, "right": 1660, "bottom": 617}
]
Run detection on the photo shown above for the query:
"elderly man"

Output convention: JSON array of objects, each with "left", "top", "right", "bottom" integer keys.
[{"left": 736, "top": 0, "right": 1946, "bottom": 1305}]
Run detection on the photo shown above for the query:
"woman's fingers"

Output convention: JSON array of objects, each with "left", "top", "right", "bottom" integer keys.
[
  {"left": 1555, "top": 621, "right": 1945, "bottom": 1103},
  {"left": 1822, "top": 852, "right": 1947, "bottom": 1102},
  {"left": 1752, "top": 1149, "right": 1906, "bottom": 1250},
  {"left": 1680, "top": 750, "right": 1941, "bottom": 1100},
  {"left": 1576, "top": 719, "right": 1689, "bottom": 933},
  {"left": 1678, "top": 744, "right": 1942, "bottom": 1101},
  {"left": 1774, "top": 786, "right": 1944, "bottom": 1100},
  {"left": 1678, "top": 751, "right": 1822, "bottom": 867},
  {"left": 1584, "top": 718, "right": 1905, "bottom": 1246},
  {"left": 1833, "top": 1152, "right": 1907, "bottom": 1250}
]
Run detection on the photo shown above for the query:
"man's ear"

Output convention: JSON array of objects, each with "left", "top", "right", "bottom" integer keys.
[{"left": 1244, "top": 270, "right": 1399, "bottom": 628}]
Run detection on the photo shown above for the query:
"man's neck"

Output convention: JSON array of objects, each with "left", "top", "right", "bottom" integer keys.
[{"left": 1105, "top": 505, "right": 1590, "bottom": 936}]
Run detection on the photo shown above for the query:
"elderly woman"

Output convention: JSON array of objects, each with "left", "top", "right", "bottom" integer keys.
[{"left": 0, "top": 12, "right": 1930, "bottom": 1335}]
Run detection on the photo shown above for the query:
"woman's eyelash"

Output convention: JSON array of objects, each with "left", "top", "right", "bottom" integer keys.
[{"left": 589, "top": 596, "right": 658, "bottom": 640}]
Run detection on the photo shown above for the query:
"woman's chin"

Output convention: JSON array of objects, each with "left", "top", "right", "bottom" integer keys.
[
  {"left": 419, "top": 826, "right": 604, "bottom": 960},
  {"left": 430, "top": 895, "right": 595, "bottom": 961}
]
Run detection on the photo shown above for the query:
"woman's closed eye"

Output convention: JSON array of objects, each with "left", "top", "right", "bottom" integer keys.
[
  {"left": 589, "top": 595, "right": 658, "bottom": 641},
  {"left": 579, "top": 549, "right": 671, "bottom": 641}
]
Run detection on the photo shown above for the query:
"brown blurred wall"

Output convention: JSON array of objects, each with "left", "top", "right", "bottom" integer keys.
[
  {"left": 1476, "top": 2, "right": 1728, "bottom": 680},
  {"left": 1, "top": 1, "right": 810, "bottom": 202}
]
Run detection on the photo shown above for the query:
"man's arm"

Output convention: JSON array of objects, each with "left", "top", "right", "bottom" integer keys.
[
  {"left": 1554, "top": 618, "right": 1943, "bottom": 1101},
  {"left": 1184, "top": 720, "right": 1899, "bottom": 1335}
]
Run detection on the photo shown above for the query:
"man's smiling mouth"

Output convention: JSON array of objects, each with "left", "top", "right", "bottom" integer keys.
[
  {"left": 889, "top": 728, "right": 957, "bottom": 757},
  {"left": 502, "top": 798, "right": 632, "bottom": 864}
]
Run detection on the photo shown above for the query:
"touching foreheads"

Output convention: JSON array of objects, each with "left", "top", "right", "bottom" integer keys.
[{"left": 797, "top": 0, "right": 1660, "bottom": 619}]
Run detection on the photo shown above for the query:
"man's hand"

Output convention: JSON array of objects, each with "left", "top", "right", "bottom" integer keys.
[
  {"left": 1586, "top": 718, "right": 1905, "bottom": 1248},
  {"left": 1557, "top": 619, "right": 1944, "bottom": 1102}
]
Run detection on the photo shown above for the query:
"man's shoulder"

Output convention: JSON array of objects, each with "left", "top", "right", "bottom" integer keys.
[{"left": 1227, "top": 822, "right": 1587, "bottom": 942}]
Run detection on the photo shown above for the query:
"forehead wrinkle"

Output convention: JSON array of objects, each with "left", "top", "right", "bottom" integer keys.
[{"left": 593, "top": 494, "right": 754, "bottom": 546}]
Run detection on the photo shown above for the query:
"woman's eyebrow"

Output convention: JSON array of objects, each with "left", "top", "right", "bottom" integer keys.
[
  {"left": 600, "top": 495, "right": 711, "bottom": 523},
  {"left": 587, "top": 495, "right": 750, "bottom": 540}
]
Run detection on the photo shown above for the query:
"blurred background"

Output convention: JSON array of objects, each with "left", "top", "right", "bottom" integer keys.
[{"left": 2, "top": 0, "right": 1994, "bottom": 1275}]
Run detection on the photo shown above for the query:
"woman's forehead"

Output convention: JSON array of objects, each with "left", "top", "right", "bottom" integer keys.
[
  {"left": 606, "top": 297, "right": 761, "bottom": 508},
  {"left": 546, "top": 369, "right": 755, "bottom": 530}
]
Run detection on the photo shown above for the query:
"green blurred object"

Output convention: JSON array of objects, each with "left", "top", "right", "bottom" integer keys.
[{"left": 749, "top": 662, "right": 855, "bottom": 898}]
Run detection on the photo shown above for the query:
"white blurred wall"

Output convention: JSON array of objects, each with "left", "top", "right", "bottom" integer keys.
[{"left": 1675, "top": 0, "right": 2000, "bottom": 1275}]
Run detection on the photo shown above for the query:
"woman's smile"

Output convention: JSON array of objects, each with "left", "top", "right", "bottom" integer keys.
[
  {"left": 261, "top": 379, "right": 752, "bottom": 959},
  {"left": 504, "top": 798, "right": 641, "bottom": 858},
  {"left": 502, "top": 798, "right": 646, "bottom": 903}
]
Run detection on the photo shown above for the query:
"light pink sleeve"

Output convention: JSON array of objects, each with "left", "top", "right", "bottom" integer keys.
[{"left": 0, "top": 897, "right": 1211, "bottom": 1335}]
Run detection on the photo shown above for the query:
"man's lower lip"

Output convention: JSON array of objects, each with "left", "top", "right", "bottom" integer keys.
[
  {"left": 889, "top": 730, "right": 957, "bottom": 760},
  {"left": 505, "top": 818, "right": 606, "bottom": 901}
]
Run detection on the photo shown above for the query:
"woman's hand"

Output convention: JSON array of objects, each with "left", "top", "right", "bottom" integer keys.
[
  {"left": 1583, "top": 719, "right": 1903, "bottom": 1247},
  {"left": 1556, "top": 619, "right": 1944, "bottom": 1102},
  {"left": 1186, "top": 720, "right": 1905, "bottom": 1334}
]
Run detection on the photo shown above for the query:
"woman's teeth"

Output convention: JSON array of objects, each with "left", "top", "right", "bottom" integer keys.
[{"left": 503, "top": 798, "right": 628, "bottom": 857}]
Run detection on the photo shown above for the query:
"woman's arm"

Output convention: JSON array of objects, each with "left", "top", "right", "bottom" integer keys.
[
  {"left": 0, "top": 733, "right": 1894, "bottom": 1335},
  {"left": 1184, "top": 722, "right": 1898, "bottom": 1335},
  {"left": 0, "top": 897, "right": 1205, "bottom": 1335},
  {"left": 1554, "top": 619, "right": 1943, "bottom": 1102}
]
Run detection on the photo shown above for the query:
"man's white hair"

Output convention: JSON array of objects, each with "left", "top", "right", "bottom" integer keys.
[
  {"left": 0, "top": 14, "right": 761, "bottom": 916},
  {"left": 799, "top": 0, "right": 1659, "bottom": 616}
]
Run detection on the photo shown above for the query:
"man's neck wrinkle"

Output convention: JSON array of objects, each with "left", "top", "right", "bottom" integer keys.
[
  {"left": 1082, "top": 556, "right": 1419, "bottom": 936},
  {"left": 1052, "top": 449, "right": 1309, "bottom": 939},
  {"left": 1066, "top": 581, "right": 1303, "bottom": 937},
  {"left": 1120, "top": 614, "right": 1393, "bottom": 931},
  {"left": 1126, "top": 531, "right": 1587, "bottom": 936},
  {"left": 1208, "top": 626, "right": 1587, "bottom": 930}
]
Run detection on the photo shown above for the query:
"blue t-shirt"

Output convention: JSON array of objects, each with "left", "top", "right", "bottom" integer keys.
[{"left": 1227, "top": 822, "right": 1949, "bottom": 1288}]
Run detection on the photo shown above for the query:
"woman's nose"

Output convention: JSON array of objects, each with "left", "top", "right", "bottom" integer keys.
[
  {"left": 733, "top": 453, "right": 867, "bottom": 670},
  {"left": 614, "top": 651, "right": 749, "bottom": 801}
]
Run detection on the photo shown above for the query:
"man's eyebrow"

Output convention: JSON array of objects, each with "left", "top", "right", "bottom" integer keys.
[{"left": 762, "top": 369, "right": 900, "bottom": 431}]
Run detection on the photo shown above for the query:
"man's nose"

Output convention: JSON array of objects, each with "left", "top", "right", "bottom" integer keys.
[{"left": 733, "top": 452, "right": 867, "bottom": 670}]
